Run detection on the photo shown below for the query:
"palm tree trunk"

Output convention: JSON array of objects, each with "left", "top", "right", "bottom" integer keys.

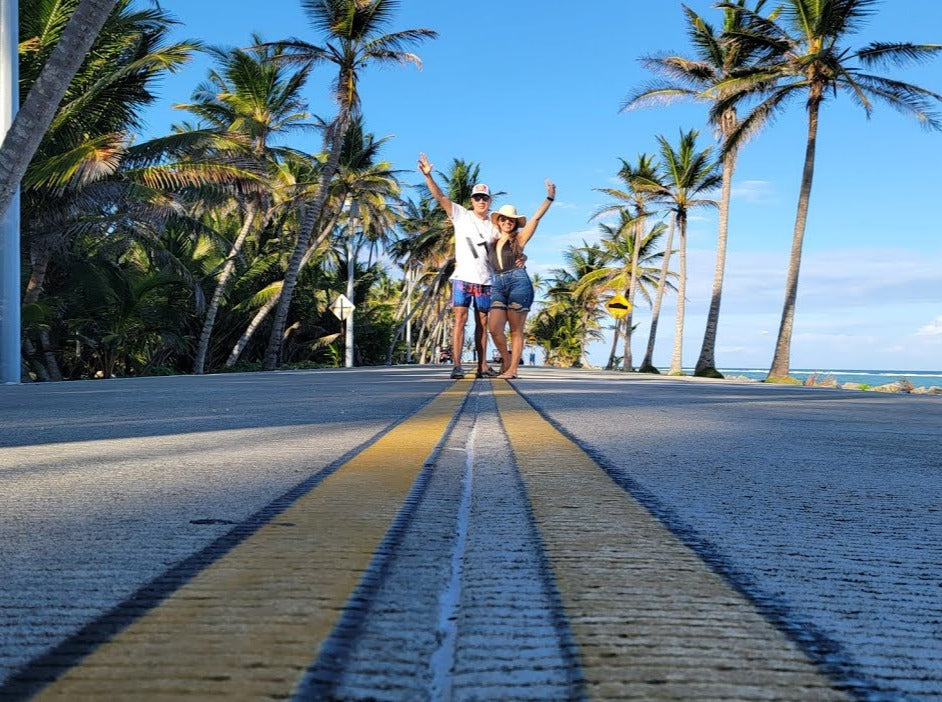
[
  {"left": 641, "top": 213, "right": 675, "bottom": 372},
  {"left": 21, "top": 245, "right": 63, "bottom": 380},
  {"left": 226, "top": 217, "right": 335, "bottom": 367},
  {"left": 695, "top": 113, "right": 738, "bottom": 377},
  {"left": 0, "top": 0, "right": 118, "bottom": 220},
  {"left": 37, "top": 329, "right": 63, "bottom": 381},
  {"left": 24, "top": 245, "right": 50, "bottom": 305},
  {"left": 669, "top": 212, "right": 687, "bottom": 375},
  {"left": 385, "top": 269, "right": 444, "bottom": 365},
  {"left": 605, "top": 318, "right": 621, "bottom": 369},
  {"left": 621, "top": 216, "right": 645, "bottom": 371},
  {"left": 263, "top": 114, "right": 349, "bottom": 370},
  {"left": 768, "top": 94, "right": 821, "bottom": 381},
  {"left": 22, "top": 337, "right": 49, "bottom": 381},
  {"left": 579, "top": 310, "right": 591, "bottom": 368},
  {"left": 194, "top": 202, "right": 257, "bottom": 374},
  {"left": 620, "top": 312, "right": 631, "bottom": 371}
]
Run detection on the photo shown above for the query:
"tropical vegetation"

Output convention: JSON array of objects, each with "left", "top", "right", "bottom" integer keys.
[{"left": 3, "top": 0, "right": 940, "bottom": 382}]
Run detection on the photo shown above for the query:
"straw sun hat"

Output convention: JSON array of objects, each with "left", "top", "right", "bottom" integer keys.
[{"left": 490, "top": 205, "right": 527, "bottom": 229}]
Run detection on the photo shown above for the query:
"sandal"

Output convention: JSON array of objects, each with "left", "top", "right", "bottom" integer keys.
[
  {"left": 476, "top": 367, "right": 499, "bottom": 378},
  {"left": 497, "top": 373, "right": 517, "bottom": 380}
]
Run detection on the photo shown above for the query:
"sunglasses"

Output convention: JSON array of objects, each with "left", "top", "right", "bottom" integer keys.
[{"left": 471, "top": 194, "right": 490, "bottom": 202}]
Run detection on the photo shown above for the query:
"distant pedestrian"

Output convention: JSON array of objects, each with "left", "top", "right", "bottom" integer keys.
[
  {"left": 529, "top": 350, "right": 536, "bottom": 366},
  {"left": 487, "top": 179, "right": 555, "bottom": 379},
  {"left": 418, "top": 153, "right": 497, "bottom": 379}
]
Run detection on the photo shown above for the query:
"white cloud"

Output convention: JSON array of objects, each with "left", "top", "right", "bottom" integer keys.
[
  {"left": 528, "top": 238, "right": 942, "bottom": 370},
  {"left": 916, "top": 316, "right": 942, "bottom": 337},
  {"left": 731, "top": 180, "right": 775, "bottom": 204}
]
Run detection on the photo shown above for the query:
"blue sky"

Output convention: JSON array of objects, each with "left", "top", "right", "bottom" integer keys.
[{"left": 142, "top": 0, "right": 942, "bottom": 371}]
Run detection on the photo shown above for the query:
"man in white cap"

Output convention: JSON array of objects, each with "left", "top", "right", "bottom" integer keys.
[{"left": 418, "top": 153, "right": 497, "bottom": 379}]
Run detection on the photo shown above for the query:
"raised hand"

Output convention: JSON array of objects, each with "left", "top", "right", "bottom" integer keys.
[
  {"left": 418, "top": 153, "right": 433, "bottom": 176},
  {"left": 545, "top": 179, "right": 556, "bottom": 200}
]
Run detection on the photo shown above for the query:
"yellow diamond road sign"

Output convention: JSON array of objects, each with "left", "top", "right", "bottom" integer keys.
[{"left": 605, "top": 293, "right": 631, "bottom": 320}]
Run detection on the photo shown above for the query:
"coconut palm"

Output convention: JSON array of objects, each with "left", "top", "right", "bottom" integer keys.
[
  {"left": 533, "top": 243, "right": 607, "bottom": 368},
  {"left": 593, "top": 153, "right": 660, "bottom": 370},
  {"left": 16, "top": 0, "right": 198, "bottom": 379},
  {"left": 261, "top": 0, "right": 437, "bottom": 370},
  {"left": 624, "top": 0, "right": 771, "bottom": 378},
  {"left": 0, "top": 0, "right": 121, "bottom": 220},
  {"left": 176, "top": 38, "right": 314, "bottom": 373},
  {"left": 385, "top": 195, "right": 439, "bottom": 364},
  {"left": 639, "top": 212, "right": 677, "bottom": 373},
  {"left": 577, "top": 212, "right": 673, "bottom": 370},
  {"left": 333, "top": 117, "right": 402, "bottom": 270},
  {"left": 715, "top": 0, "right": 942, "bottom": 380},
  {"left": 528, "top": 254, "right": 606, "bottom": 369},
  {"left": 634, "top": 130, "right": 720, "bottom": 375}
]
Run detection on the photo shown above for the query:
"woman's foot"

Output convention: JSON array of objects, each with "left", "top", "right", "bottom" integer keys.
[{"left": 497, "top": 372, "right": 517, "bottom": 379}]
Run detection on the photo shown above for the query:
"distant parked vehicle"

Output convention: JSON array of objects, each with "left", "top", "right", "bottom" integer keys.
[
  {"left": 492, "top": 349, "right": 523, "bottom": 365},
  {"left": 439, "top": 348, "right": 453, "bottom": 364}
]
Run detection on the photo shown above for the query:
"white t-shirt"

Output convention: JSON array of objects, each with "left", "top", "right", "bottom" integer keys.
[{"left": 449, "top": 202, "right": 495, "bottom": 286}]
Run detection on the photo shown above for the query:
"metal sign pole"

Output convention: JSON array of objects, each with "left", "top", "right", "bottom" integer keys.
[
  {"left": 344, "top": 201, "right": 358, "bottom": 368},
  {"left": 0, "top": 0, "right": 21, "bottom": 384},
  {"left": 405, "top": 260, "right": 412, "bottom": 364}
]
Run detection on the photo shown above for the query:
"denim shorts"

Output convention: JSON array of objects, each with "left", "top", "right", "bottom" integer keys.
[{"left": 490, "top": 268, "right": 534, "bottom": 312}]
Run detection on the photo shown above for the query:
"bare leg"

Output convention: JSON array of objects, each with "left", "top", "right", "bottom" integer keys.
[
  {"left": 452, "top": 306, "right": 469, "bottom": 370},
  {"left": 473, "top": 307, "right": 489, "bottom": 373},
  {"left": 488, "top": 307, "right": 511, "bottom": 373},
  {"left": 500, "top": 307, "right": 528, "bottom": 378}
]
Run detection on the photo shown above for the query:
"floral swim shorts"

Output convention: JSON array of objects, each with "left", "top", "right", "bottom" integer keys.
[{"left": 452, "top": 280, "right": 491, "bottom": 312}]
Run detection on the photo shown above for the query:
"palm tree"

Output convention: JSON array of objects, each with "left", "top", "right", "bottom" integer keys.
[
  {"left": 634, "top": 130, "right": 720, "bottom": 375},
  {"left": 639, "top": 212, "right": 677, "bottom": 373},
  {"left": 0, "top": 0, "right": 120, "bottom": 220},
  {"left": 177, "top": 38, "right": 313, "bottom": 373},
  {"left": 528, "top": 251, "right": 606, "bottom": 369},
  {"left": 261, "top": 0, "right": 436, "bottom": 370},
  {"left": 577, "top": 213, "right": 672, "bottom": 370},
  {"left": 333, "top": 117, "right": 402, "bottom": 270},
  {"left": 593, "top": 154, "right": 659, "bottom": 370},
  {"left": 385, "top": 195, "right": 438, "bottom": 364},
  {"left": 715, "top": 0, "right": 942, "bottom": 381},
  {"left": 16, "top": 0, "right": 198, "bottom": 379},
  {"left": 624, "top": 0, "right": 770, "bottom": 378},
  {"left": 535, "top": 243, "right": 606, "bottom": 368}
]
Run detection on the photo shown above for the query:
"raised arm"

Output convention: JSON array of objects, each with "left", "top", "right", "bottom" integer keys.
[
  {"left": 418, "top": 153, "right": 453, "bottom": 214},
  {"left": 517, "top": 179, "right": 556, "bottom": 247}
]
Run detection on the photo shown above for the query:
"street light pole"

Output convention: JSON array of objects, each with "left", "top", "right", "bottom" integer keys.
[
  {"left": 345, "top": 200, "right": 358, "bottom": 368},
  {"left": 0, "top": 0, "right": 20, "bottom": 384}
]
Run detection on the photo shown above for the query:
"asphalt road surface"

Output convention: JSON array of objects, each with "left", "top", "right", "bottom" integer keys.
[{"left": 1, "top": 366, "right": 940, "bottom": 700}]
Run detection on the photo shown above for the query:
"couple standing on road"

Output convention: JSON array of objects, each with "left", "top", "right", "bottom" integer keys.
[{"left": 418, "top": 153, "right": 555, "bottom": 380}]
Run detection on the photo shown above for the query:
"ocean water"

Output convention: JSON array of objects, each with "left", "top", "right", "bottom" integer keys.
[{"left": 716, "top": 368, "right": 942, "bottom": 390}]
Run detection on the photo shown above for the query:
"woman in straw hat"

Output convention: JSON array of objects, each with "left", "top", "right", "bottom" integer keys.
[{"left": 487, "top": 179, "right": 556, "bottom": 379}]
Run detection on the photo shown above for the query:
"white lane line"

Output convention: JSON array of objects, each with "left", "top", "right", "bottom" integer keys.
[{"left": 429, "top": 395, "right": 477, "bottom": 702}]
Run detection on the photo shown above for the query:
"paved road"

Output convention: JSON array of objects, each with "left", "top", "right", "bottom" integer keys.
[{"left": 0, "top": 366, "right": 939, "bottom": 700}]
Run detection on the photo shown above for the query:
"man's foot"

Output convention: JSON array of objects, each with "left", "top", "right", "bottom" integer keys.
[
  {"left": 476, "top": 367, "right": 499, "bottom": 378},
  {"left": 450, "top": 366, "right": 466, "bottom": 379}
]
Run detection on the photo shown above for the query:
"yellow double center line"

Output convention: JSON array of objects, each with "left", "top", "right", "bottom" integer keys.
[
  {"left": 492, "top": 380, "right": 847, "bottom": 700},
  {"left": 27, "top": 378, "right": 845, "bottom": 701},
  {"left": 32, "top": 381, "right": 471, "bottom": 701}
]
